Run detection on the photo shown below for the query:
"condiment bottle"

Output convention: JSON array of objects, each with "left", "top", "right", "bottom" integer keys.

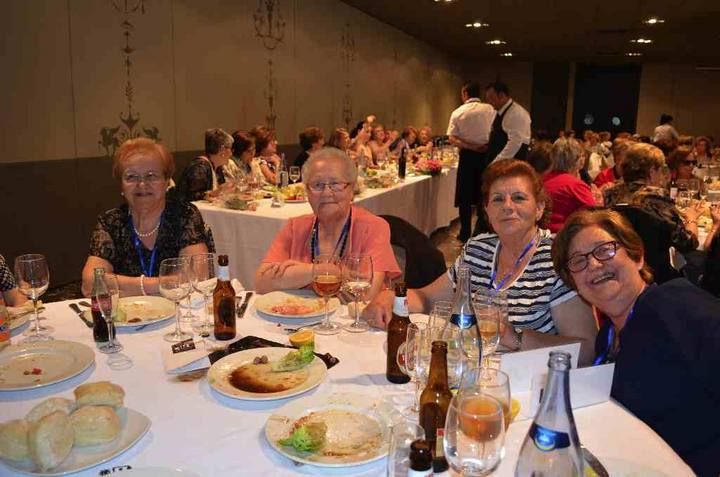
[
  {"left": 408, "top": 439, "right": 433, "bottom": 477},
  {"left": 419, "top": 341, "right": 453, "bottom": 474},
  {"left": 213, "top": 254, "right": 236, "bottom": 340}
]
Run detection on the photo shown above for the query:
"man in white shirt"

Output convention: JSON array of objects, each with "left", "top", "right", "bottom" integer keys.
[
  {"left": 484, "top": 81, "right": 532, "bottom": 163},
  {"left": 447, "top": 81, "right": 495, "bottom": 241},
  {"left": 653, "top": 113, "right": 680, "bottom": 144}
]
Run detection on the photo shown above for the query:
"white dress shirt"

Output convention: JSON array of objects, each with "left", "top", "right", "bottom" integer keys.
[
  {"left": 496, "top": 99, "right": 532, "bottom": 160},
  {"left": 446, "top": 98, "right": 495, "bottom": 145},
  {"left": 653, "top": 124, "right": 680, "bottom": 143}
]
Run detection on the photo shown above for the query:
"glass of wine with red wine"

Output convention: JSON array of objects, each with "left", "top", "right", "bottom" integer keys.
[{"left": 311, "top": 254, "right": 342, "bottom": 335}]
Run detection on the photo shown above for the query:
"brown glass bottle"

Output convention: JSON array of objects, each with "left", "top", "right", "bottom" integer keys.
[
  {"left": 386, "top": 281, "right": 411, "bottom": 384},
  {"left": 213, "top": 254, "right": 236, "bottom": 340},
  {"left": 408, "top": 439, "right": 433, "bottom": 476},
  {"left": 419, "top": 341, "right": 453, "bottom": 473}
]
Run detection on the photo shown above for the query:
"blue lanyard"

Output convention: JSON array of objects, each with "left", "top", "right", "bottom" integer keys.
[
  {"left": 593, "top": 306, "right": 635, "bottom": 365},
  {"left": 489, "top": 234, "right": 537, "bottom": 291},
  {"left": 129, "top": 213, "right": 162, "bottom": 277},
  {"left": 311, "top": 211, "right": 352, "bottom": 260}
]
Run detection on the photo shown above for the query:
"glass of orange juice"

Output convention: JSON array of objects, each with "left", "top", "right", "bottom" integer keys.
[{"left": 460, "top": 367, "right": 512, "bottom": 429}]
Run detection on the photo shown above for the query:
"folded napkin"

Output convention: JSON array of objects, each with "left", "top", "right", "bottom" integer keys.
[{"left": 208, "top": 335, "right": 340, "bottom": 370}]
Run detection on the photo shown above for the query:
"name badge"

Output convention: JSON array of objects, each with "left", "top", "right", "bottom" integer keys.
[{"left": 171, "top": 338, "right": 196, "bottom": 354}]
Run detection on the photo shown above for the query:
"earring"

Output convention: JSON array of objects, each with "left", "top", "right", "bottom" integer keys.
[{"left": 120, "top": 191, "right": 124, "bottom": 197}]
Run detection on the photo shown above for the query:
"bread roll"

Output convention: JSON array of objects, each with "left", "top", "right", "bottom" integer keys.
[
  {"left": 0, "top": 419, "right": 30, "bottom": 461},
  {"left": 28, "top": 411, "right": 74, "bottom": 471},
  {"left": 69, "top": 406, "right": 121, "bottom": 446},
  {"left": 74, "top": 381, "right": 125, "bottom": 409},
  {"left": 25, "top": 397, "right": 76, "bottom": 423}
]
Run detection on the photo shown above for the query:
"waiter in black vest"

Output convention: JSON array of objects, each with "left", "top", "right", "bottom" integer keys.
[{"left": 447, "top": 81, "right": 495, "bottom": 242}]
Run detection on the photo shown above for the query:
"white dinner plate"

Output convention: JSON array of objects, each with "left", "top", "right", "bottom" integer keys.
[
  {"left": 207, "top": 347, "right": 327, "bottom": 401},
  {"left": 599, "top": 457, "right": 672, "bottom": 476},
  {"left": 254, "top": 290, "right": 340, "bottom": 320},
  {"left": 0, "top": 341, "right": 95, "bottom": 391},
  {"left": 104, "top": 467, "right": 201, "bottom": 477},
  {"left": 283, "top": 198, "right": 307, "bottom": 203},
  {"left": 83, "top": 296, "right": 175, "bottom": 329},
  {"left": 265, "top": 392, "right": 397, "bottom": 467},
  {"left": 0, "top": 408, "right": 151, "bottom": 476}
]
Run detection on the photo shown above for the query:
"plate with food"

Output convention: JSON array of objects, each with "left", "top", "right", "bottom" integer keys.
[
  {"left": 265, "top": 392, "right": 397, "bottom": 467},
  {"left": 280, "top": 184, "right": 307, "bottom": 203},
  {"left": 82, "top": 296, "right": 175, "bottom": 329},
  {"left": 0, "top": 381, "right": 152, "bottom": 476},
  {"left": 207, "top": 347, "right": 327, "bottom": 401},
  {"left": 0, "top": 341, "right": 95, "bottom": 391},
  {"left": 254, "top": 290, "right": 340, "bottom": 320}
]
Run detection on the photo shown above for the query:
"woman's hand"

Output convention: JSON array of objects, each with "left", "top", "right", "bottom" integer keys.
[
  {"left": 683, "top": 200, "right": 704, "bottom": 223},
  {"left": 710, "top": 203, "right": 720, "bottom": 223},
  {"left": 361, "top": 290, "right": 394, "bottom": 329}
]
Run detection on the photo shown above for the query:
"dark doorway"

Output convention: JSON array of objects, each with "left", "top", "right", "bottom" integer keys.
[
  {"left": 531, "top": 62, "right": 570, "bottom": 140},
  {"left": 572, "top": 63, "right": 642, "bottom": 136}
]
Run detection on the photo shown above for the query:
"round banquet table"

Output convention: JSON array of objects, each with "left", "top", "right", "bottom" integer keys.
[{"left": 0, "top": 297, "right": 694, "bottom": 476}]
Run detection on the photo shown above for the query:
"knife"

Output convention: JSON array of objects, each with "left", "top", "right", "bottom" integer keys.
[
  {"left": 69, "top": 303, "right": 94, "bottom": 328},
  {"left": 236, "top": 291, "right": 253, "bottom": 319}
]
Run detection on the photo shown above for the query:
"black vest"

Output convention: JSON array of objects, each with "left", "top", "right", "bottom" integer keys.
[{"left": 487, "top": 101, "right": 529, "bottom": 162}]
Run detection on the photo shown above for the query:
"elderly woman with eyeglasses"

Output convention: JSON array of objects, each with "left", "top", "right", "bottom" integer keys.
[
  {"left": 81, "top": 138, "right": 215, "bottom": 297},
  {"left": 255, "top": 148, "right": 401, "bottom": 297},
  {"left": 552, "top": 208, "right": 720, "bottom": 476}
]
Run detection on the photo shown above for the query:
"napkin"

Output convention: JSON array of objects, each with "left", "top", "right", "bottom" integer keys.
[
  {"left": 208, "top": 335, "right": 340, "bottom": 369},
  {"left": 231, "top": 278, "right": 244, "bottom": 294},
  {"left": 161, "top": 339, "right": 211, "bottom": 375}
]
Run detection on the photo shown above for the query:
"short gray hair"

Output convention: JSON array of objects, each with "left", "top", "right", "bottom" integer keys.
[
  {"left": 551, "top": 138, "right": 585, "bottom": 172},
  {"left": 301, "top": 147, "right": 358, "bottom": 184}
]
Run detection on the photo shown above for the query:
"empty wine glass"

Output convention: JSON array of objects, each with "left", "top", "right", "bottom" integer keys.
[
  {"left": 312, "top": 254, "right": 342, "bottom": 335},
  {"left": 159, "top": 257, "right": 193, "bottom": 343},
  {"left": 96, "top": 273, "right": 132, "bottom": 369},
  {"left": 190, "top": 253, "right": 216, "bottom": 338},
  {"left": 342, "top": 255, "right": 373, "bottom": 333},
  {"left": 14, "top": 254, "right": 51, "bottom": 343},
  {"left": 472, "top": 289, "right": 508, "bottom": 369},
  {"left": 397, "top": 322, "right": 427, "bottom": 415},
  {"left": 429, "top": 300, "right": 452, "bottom": 329},
  {"left": 289, "top": 166, "right": 301, "bottom": 184}
]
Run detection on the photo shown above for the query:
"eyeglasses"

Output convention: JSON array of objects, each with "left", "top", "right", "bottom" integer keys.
[
  {"left": 122, "top": 171, "right": 165, "bottom": 184},
  {"left": 566, "top": 241, "right": 619, "bottom": 273},
  {"left": 307, "top": 181, "right": 351, "bottom": 193}
]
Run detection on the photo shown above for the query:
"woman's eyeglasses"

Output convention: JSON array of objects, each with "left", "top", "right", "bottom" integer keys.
[
  {"left": 566, "top": 241, "right": 619, "bottom": 273},
  {"left": 307, "top": 181, "right": 351, "bottom": 193},
  {"left": 122, "top": 172, "right": 164, "bottom": 184}
]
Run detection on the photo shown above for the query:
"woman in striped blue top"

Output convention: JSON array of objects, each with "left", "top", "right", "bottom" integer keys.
[{"left": 364, "top": 159, "right": 597, "bottom": 366}]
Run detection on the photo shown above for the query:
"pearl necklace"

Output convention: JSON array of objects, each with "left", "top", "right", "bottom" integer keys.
[{"left": 130, "top": 211, "right": 161, "bottom": 238}]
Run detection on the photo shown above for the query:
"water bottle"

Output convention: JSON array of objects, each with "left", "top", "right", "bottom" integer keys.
[
  {"left": 443, "top": 265, "right": 482, "bottom": 366},
  {"left": 515, "top": 351, "right": 583, "bottom": 476}
]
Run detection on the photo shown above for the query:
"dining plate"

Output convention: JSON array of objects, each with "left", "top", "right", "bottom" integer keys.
[
  {"left": 254, "top": 290, "right": 340, "bottom": 319},
  {"left": 82, "top": 296, "right": 175, "bottom": 329},
  {"left": 102, "top": 467, "right": 201, "bottom": 477},
  {"left": 207, "top": 347, "right": 327, "bottom": 401},
  {"left": 0, "top": 341, "right": 95, "bottom": 391},
  {"left": 0, "top": 408, "right": 151, "bottom": 476},
  {"left": 265, "top": 392, "right": 396, "bottom": 467},
  {"left": 599, "top": 457, "right": 672, "bottom": 477},
  {"left": 283, "top": 198, "right": 307, "bottom": 204}
]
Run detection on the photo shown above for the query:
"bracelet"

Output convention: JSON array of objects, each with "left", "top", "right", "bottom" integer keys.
[{"left": 139, "top": 274, "right": 146, "bottom": 296}]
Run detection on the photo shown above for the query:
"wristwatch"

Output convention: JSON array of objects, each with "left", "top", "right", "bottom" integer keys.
[{"left": 511, "top": 327, "right": 524, "bottom": 351}]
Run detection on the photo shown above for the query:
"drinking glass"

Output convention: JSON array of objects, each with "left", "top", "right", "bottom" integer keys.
[
  {"left": 190, "top": 253, "right": 216, "bottom": 338},
  {"left": 159, "top": 258, "right": 193, "bottom": 342},
  {"left": 444, "top": 389, "right": 505, "bottom": 476},
  {"left": 342, "top": 255, "right": 373, "bottom": 333},
  {"left": 180, "top": 295, "right": 195, "bottom": 322},
  {"left": 472, "top": 289, "right": 508, "bottom": 368},
  {"left": 96, "top": 273, "right": 133, "bottom": 369},
  {"left": 460, "top": 367, "right": 512, "bottom": 430},
  {"left": 312, "top": 254, "right": 342, "bottom": 335},
  {"left": 387, "top": 422, "right": 425, "bottom": 477},
  {"left": 289, "top": 166, "right": 301, "bottom": 184},
  {"left": 14, "top": 254, "right": 52, "bottom": 343},
  {"left": 429, "top": 300, "right": 452, "bottom": 329},
  {"left": 396, "top": 322, "right": 427, "bottom": 414}
]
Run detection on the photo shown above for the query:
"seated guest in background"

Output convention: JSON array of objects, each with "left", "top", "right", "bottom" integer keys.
[
  {"left": 225, "top": 130, "right": 261, "bottom": 183},
  {"left": 250, "top": 126, "right": 282, "bottom": 185},
  {"left": 177, "top": 128, "right": 233, "bottom": 201},
  {"left": 0, "top": 254, "right": 28, "bottom": 306},
  {"left": 350, "top": 122, "right": 373, "bottom": 167},
  {"left": 552, "top": 208, "right": 720, "bottom": 476},
  {"left": 293, "top": 126, "right": 325, "bottom": 169},
  {"left": 414, "top": 126, "right": 434, "bottom": 153},
  {"left": 363, "top": 159, "right": 598, "bottom": 365},
  {"left": 82, "top": 138, "right": 215, "bottom": 297},
  {"left": 391, "top": 127, "right": 418, "bottom": 158},
  {"left": 667, "top": 146, "right": 704, "bottom": 193},
  {"left": 525, "top": 140, "right": 553, "bottom": 176},
  {"left": 327, "top": 128, "right": 351, "bottom": 151},
  {"left": 544, "top": 138, "right": 597, "bottom": 232},
  {"left": 255, "top": 148, "right": 401, "bottom": 298},
  {"left": 653, "top": 113, "right": 680, "bottom": 144},
  {"left": 692, "top": 135, "right": 713, "bottom": 165},
  {"left": 368, "top": 124, "right": 392, "bottom": 164},
  {"left": 593, "top": 138, "right": 633, "bottom": 190}
]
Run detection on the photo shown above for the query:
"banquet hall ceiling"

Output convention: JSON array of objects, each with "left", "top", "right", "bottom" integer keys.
[{"left": 341, "top": 0, "right": 720, "bottom": 63}]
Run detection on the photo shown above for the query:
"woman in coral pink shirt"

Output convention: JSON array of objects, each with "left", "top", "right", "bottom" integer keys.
[
  {"left": 544, "top": 138, "right": 596, "bottom": 233},
  {"left": 255, "top": 148, "right": 401, "bottom": 299}
]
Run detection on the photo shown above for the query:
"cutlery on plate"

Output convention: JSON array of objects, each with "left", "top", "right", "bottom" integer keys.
[
  {"left": 284, "top": 322, "right": 323, "bottom": 333},
  {"left": 236, "top": 291, "right": 254, "bottom": 319},
  {"left": 68, "top": 303, "right": 94, "bottom": 328},
  {"left": 582, "top": 446, "right": 609, "bottom": 477}
]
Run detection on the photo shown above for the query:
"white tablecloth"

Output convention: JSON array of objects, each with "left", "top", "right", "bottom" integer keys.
[
  {"left": 1, "top": 300, "right": 693, "bottom": 476},
  {"left": 195, "top": 169, "right": 458, "bottom": 288}
]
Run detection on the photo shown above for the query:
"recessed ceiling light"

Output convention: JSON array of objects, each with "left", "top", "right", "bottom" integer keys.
[
  {"left": 626, "top": 52, "right": 643, "bottom": 57},
  {"left": 434, "top": 0, "right": 454, "bottom": 2},
  {"left": 631, "top": 38, "right": 653, "bottom": 44},
  {"left": 501, "top": 52, "right": 513, "bottom": 57},
  {"left": 486, "top": 39, "right": 506, "bottom": 45},
  {"left": 465, "top": 21, "right": 489, "bottom": 28},
  {"left": 643, "top": 17, "right": 664, "bottom": 25}
]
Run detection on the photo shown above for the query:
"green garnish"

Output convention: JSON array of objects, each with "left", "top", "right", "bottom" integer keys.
[
  {"left": 271, "top": 345, "right": 314, "bottom": 372},
  {"left": 278, "top": 422, "right": 327, "bottom": 452}
]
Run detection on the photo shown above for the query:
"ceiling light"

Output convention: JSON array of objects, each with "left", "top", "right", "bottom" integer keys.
[
  {"left": 643, "top": 17, "right": 664, "bottom": 25},
  {"left": 486, "top": 39, "right": 506, "bottom": 45},
  {"left": 465, "top": 21, "right": 489, "bottom": 28},
  {"left": 626, "top": 52, "right": 643, "bottom": 57},
  {"left": 501, "top": 52, "right": 513, "bottom": 57},
  {"left": 434, "top": 0, "right": 454, "bottom": 2},
  {"left": 631, "top": 38, "right": 653, "bottom": 44}
]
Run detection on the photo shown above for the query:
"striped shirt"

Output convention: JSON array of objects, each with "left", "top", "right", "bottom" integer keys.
[{"left": 448, "top": 229, "right": 577, "bottom": 334}]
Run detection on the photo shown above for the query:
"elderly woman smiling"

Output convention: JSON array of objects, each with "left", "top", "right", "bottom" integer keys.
[
  {"left": 255, "top": 148, "right": 401, "bottom": 297},
  {"left": 81, "top": 138, "right": 215, "bottom": 297},
  {"left": 552, "top": 208, "right": 720, "bottom": 476}
]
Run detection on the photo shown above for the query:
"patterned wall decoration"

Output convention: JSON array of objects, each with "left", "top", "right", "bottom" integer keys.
[
  {"left": 340, "top": 21, "right": 356, "bottom": 130},
  {"left": 254, "top": 0, "right": 286, "bottom": 129},
  {"left": 98, "top": 0, "right": 161, "bottom": 158}
]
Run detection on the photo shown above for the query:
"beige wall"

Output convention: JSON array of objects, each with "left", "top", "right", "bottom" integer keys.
[
  {"left": 0, "top": 0, "right": 465, "bottom": 164},
  {"left": 461, "top": 61, "right": 534, "bottom": 112}
]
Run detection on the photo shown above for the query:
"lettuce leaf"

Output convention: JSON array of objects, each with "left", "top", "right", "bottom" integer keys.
[{"left": 278, "top": 422, "right": 327, "bottom": 452}]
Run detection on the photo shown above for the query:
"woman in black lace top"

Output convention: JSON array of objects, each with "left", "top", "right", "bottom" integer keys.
[
  {"left": 176, "top": 128, "right": 234, "bottom": 201},
  {"left": 81, "top": 138, "right": 215, "bottom": 297}
]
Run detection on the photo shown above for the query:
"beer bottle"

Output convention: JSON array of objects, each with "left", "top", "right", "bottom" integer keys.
[
  {"left": 213, "top": 255, "right": 236, "bottom": 340},
  {"left": 408, "top": 439, "right": 433, "bottom": 477},
  {"left": 398, "top": 146, "right": 408, "bottom": 181},
  {"left": 419, "top": 341, "right": 453, "bottom": 473},
  {"left": 515, "top": 351, "right": 583, "bottom": 476},
  {"left": 443, "top": 264, "right": 482, "bottom": 365},
  {"left": 386, "top": 281, "right": 411, "bottom": 384},
  {"left": 90, "top": 268, "right": 114, "bottom": 343}
]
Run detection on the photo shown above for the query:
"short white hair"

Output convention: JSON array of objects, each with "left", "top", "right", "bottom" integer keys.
[{"left": 301, "top": 147, "right": 358, "bottom": 184}]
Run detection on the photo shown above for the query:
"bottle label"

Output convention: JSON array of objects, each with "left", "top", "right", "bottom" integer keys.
[
  {"left": 217, "top": 265, "right": 230, "bottom": 281},
  {"left": 528, "top": 423, "right": 571, "bottom": 452},
  {"left": 435, "top": 428, "right": 445, "bottom": 458},
  {"left": 392, "top": 296, "right": 408, "bottom": 317},
  {"left": 449, "top": 312, "right": 477, "bottom": 329}
]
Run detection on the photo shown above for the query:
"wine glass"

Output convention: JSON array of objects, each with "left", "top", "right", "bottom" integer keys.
[
  {"left": 444, "top": 388, "right": 506, "bottom": 476},
  {"left": 312, "top": 254, "right": 342, "bottom": 335},
  {"left": 159, "top": 257, "right": 193, "bottom": 343},
  {"left": 397, "top": 322, "right": 426, "bottom": 415},
  {"left": 429, "top": 300, "right": 452, "bottom": 329},
  {"left": 342, "top": 255, "right": 373, "bottom": 333},
  {"left": 472, "top": 289, "right": 508, "bottom": 369},
  {"left": 190, "top": 253, "right": 216, "bottom": 338},
  {"left": 289, "top": 166, "right": 301, "bottom": 184},
  {"left": 96, "top": 273, "right": 133, "bottom": 369},
  {"left": 387, "top": 422, "right": 425, "bottom": 477},
  {"left": 14, "top": 254, "right": 51, "bottom": 343},
  {"left": 460, "top": 367, "right": 512, "bottom": 430}
]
